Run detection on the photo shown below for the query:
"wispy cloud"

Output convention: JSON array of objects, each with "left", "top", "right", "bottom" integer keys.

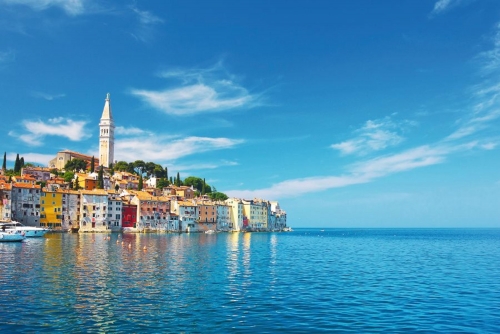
[
  {"left": 31, "top": 91, "right": 65, "bottom": 101},
  {"left": 130, "top": 62, "right": 260, "bottom": 116},
  {"left": 171, "top": 160, "right": 239, "bottom": 172},
  {"left": 10, "top": 117, "right": 90, "bottom": 146},
  {"left": 115, "top": 134, "right": 244, "bottom": 163},
  {"left": 226, "top": 140, "right": 489, "bottom": 200},
  {"left": 331, "top": 116, "right": 416, "bottom": 156},
  {"left": 1, "top": 0, "right": 88, "bottom": 16},
  {"left": 430, "top": 0, "right": 473, "bottom": 16},
  {"left": 7, "top": 152, "right": 55, "bottom": 166},
  {"left": 0, "top": 49, "right": 16, "bottom": 65},
  {"left": 128, "top": 4, "right": 163, "bottom": 42},
  {"left": 226, "top": 23, "right": 500, "bottom": 200},
  {"left": 115, "top": 126, "right": 152, "bottom": 136}
]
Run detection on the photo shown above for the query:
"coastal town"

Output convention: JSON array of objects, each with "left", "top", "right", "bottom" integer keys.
[{"left": 0, "top": 94, "right": 287, "bottom": 234}]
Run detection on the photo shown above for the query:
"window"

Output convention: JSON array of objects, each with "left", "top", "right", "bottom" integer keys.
[{"left": 116, "top": 214, "right": 120, "bottom": 219}]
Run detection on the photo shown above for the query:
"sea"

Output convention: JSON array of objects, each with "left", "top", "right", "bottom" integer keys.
[{"left": 0, "top": 228, "right": 499, "bottom": 333}]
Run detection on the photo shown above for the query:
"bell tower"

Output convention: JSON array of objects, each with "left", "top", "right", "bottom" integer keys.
[{"left": 99, "top": 93, "right": 115, "bottom": 168}]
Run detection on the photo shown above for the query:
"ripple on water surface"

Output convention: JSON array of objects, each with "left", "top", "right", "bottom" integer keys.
[{"left": 0, "top": 229, "right": 499, "bottom": 332}]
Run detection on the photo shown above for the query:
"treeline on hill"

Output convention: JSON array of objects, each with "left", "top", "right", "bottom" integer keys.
[
  {"left": 63, "top": 158, "right": 228, "bottom": 201},
  {"left": 1, "top": 152, "right": 35, "bottom": 177}
]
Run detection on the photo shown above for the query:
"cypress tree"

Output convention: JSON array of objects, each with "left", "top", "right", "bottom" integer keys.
[
  {"left": 2, "top": 152, "right": 6, "bottom": 170},
  {"left": 75, "top": 176, "right": 80, "bottom": 190},
  {"left": 165, "top": 166, "right": 168, "bottom": 181},
  {"left": 20, "top": 157, "right": 25, "bottom": 169},
  {"left": 202, "top": 178, "right": 206, "bottom": 195},
  {"left": 176, "top": 172, "right": 181, "bottom": 187},
  {"left": 14, "top": 154, "right": 20, "bottom": 173},
  {"left": 138, "top": 176, "right": 143, "bottom": 190},
  {"left": 97, "top": 166, "right": 104, "bottom": 189},
  {"left": 90, "top": 156, "right": 95, "bottom": 173}
]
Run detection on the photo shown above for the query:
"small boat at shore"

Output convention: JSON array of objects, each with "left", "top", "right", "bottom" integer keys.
[
  {"left": 282, "top": 227, "right": 293, "bottom": 232},
  {"left": 0, "top": 221, "right": 49, "bottom": 238},
  {"left": 204, "top": 229, "right": 215, "bottom": 234},
  {"left": 0, "top": 229, "right": 26, "bottom": 242}
]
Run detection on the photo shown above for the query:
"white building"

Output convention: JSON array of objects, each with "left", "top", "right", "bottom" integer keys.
[
  {"left": 215, "top": 203, "right": 230, "bottom": 231},
  {"left": 225, "top": 198, "right": 243, "bottom": 232},
  {"left": 79, "top": 189, "right": 108, "bottom": 232},
  {"left": 106, "top": 190, "right": 122, "bottom": 232},
  {"left": 99, "top": 93, "right": 115, "bottom": 168},
  {"left": 11, "top": 183, "right": 42, "bottom": 227}
]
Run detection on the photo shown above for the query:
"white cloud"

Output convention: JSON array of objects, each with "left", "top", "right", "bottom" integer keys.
[
  {"left": 226, "top": 141, "right": 479, "bottom": 200},
  {"left": 115, "top": 135, "right": 244, "bottom": 163},
  {"left": 131, "top": 63, "right": 259, "bottom": 115},
  {"left": 115, "top": 126, "right": 151, "bottom": 136},
  {"left": 430, "top": 0, "right": 473, "bottom": 16},
  {"left": 0, "top": 49, "right": 15, "bottom": 64},
  {"left": 1, "top": 0, "right": 88, "bottom": 16},
  {"left": 431, "top": 0, "right": 453, "bottom": 14},
  {"left": 7, "top": 152, "right": 55, "bottom": 166},
  {"left": 331, "top": 116, "right": 414, "bottom": 156},
  {"left": 130, "top": 5, "right": 163, "bottom": 25},
  {"left": 31, "top": 91, "right": 65, "bottom": 101},
  {"left": 10, "top": 117, "right": 89, "bottom": 146},
  {"left": 171, "top": 160, "right": 239, "bottom": 172}
]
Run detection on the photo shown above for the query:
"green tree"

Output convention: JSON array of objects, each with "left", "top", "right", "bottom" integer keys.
[
  {"left": 63, "top": 171, "right": 75, "bottom": 183},
  {"left": 74, "top": 176, "right": 80, "bottom": 190},
  {"left": 2, "top": 152, "right": 6, "bottom": 170},
  {"left": 201, "top": 178, "right": 206, "bottom": 195},
  {"left": 183, "top": 176, "right": 204, "bottom": 191},
  {"left": 138, "top": 175, "right": 143, "bottom": 190},
  {"left": 145, "top": 161, "right": 156, "bottom": 177},
  {"left": 20, "top": 157, "right": 24, "bottom": 169},
  {"left": 156, "top": 177, "right": 169, "bottom": 189},
  {"left": 65, "top": 159, "right": 87, "bottom": 172},
  {"left": 90, "top": 156, "right": 95, "bottom": 173},
  {"left": 175, "top": 172, "right": 181, "bottom": 187},
  {"left": 208, "top": 192, "right": 229, "bottom": 201},
  {"left": 114, "top": 184, "right": 120, "bottom": 192},
  {"left": 164, "top": 166, "right": 168, "bottom": 180},
  {"left": 133, "top": 160, "right": 146, "bottom": 176},
  {"left": 114, "top": 161, "right": 129, "bottom": 172},
  {"left": 97, "top": 166, "right": 104, "bottom": 189},
  {"left": 14, "top": 154, "right": 20, "bottom": 173}
]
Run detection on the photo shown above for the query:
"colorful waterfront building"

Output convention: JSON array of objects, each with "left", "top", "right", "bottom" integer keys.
[
  {"left": 11, "top": 183, "right": 42, "bottom": 227},
  {"left": 196, "top": 200, "right": 217, "bottom": 232},
  {"left": 79, "top": 189, "right": 108, "bottom": 232},
  {"left": 215, "top": 202, "right": 231, "bottom": 231},
  {"left": 40, "top": 186, "right": 64, "bottom": 229},
  {"left": 241, "top": 199, "right": 268, "bottom": 230},
  {"left": 0, "top": 182, "right": 12, "bottom": 221},
  {"left": 129, "top": 191, "right": 170, "bottom": 231},
  {"left": 106, "top": 190, "right": 122, "bottom": 232},
  {"left": 171, "top": 198, "right": 198, "bottom": 232},
  {"left": 225, "top": 198, "right": 243, "bottom": 231},
  {"left": 121, "top": 200, "right": 138, "bottom": 230}
]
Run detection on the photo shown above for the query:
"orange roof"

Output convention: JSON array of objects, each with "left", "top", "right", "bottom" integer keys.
[{"left": 12, "top": 183, "right": 41, "bottom": 189}]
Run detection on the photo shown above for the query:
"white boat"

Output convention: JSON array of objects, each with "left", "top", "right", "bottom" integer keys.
[
  {"left": 282, "top": 227, "right": 293, "bottom": 232},
  {"left": 0, "top": 221, "right": 49, "bottom": 238},
  {"left": 204, "top": 229, "right": 215, "bottom": 234},
  {"left": 0, "top": 229, "right": 26, "bottom": 242}
]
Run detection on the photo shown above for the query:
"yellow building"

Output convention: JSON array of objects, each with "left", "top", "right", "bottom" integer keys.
[{"left": 40, "top": 188, "right": 64, "bottom": 228}]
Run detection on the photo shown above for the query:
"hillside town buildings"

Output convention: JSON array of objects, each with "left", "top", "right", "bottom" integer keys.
[{"left": 1, "top": 94, "right": 287, "bottom": 232}]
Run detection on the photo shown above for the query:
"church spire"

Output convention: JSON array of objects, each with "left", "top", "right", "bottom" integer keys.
[
  {"left": 101, "top": 92, "right": 113, "bottom": 121},
  {"left": 99, "top": 93, "right": 115, "bottom": 168}
]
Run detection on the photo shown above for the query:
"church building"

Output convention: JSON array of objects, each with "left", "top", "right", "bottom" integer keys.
[
  {"left": 99, "top": 93, "right": 115, "bottom": 168},
  {"left": 49, "top": 93, "right": 115, "bottom": 170}
]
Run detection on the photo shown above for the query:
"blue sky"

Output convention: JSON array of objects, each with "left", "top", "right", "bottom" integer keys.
[{"left": 1, "top": 0, "right": 499, "bottom": 227}]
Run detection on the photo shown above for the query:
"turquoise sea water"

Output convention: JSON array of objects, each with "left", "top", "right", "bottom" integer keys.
[{"left": 0, "top": 229, "right": 499, "bottom": 333}]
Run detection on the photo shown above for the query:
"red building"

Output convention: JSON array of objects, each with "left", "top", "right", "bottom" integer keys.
[{"left": 122, "top": 204, "right": 137, "bottom": 228}]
